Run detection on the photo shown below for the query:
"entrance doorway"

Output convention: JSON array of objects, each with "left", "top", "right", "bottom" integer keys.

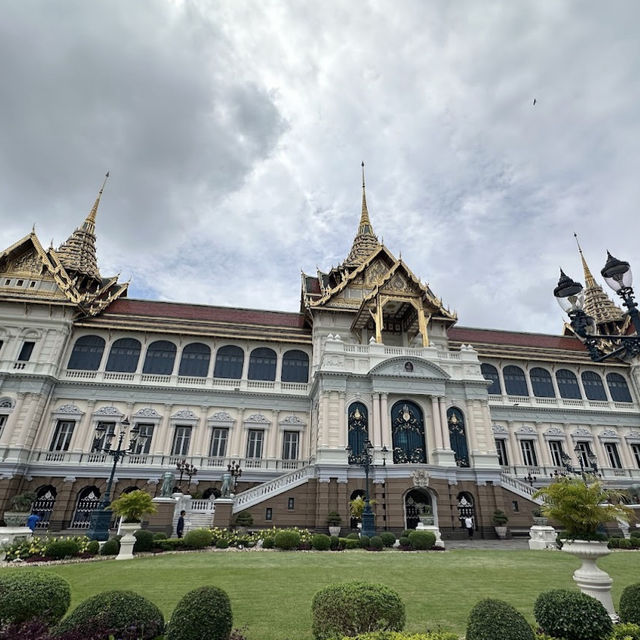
[
  {"left": 456, "top": 492, "right": 476, "bottom": 532},
  {"left": 404, "top": 488, "right": 433, "bottom": 530}
]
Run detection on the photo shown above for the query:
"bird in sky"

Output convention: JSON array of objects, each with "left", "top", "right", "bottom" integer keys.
[{"left": 533, "top": 98, "right": 537, "bottom": 105}]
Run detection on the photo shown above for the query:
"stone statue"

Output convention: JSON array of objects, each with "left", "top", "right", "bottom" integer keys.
[
  {"left": 160, "top": 471, "right": 175, "bottom": 498},
  {"left": 221, "top": 473, "right": 232, "bottom": 498}
]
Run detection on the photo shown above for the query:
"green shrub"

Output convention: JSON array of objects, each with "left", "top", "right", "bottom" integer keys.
[
  {"left": 312, "top": 534, "right": 332, "bottom": 551},
  {"left": 345, "top": 539, "right": 360, "bottom": 550},
  {"left": 100, "top": 537, "right": 120, "bottom": 556},
  {"left": 0, "top": 571, "right": 71, "bottom": 625},
  {"left": 369, "top": 536, "right": 384, "bottom": 551},
  {"left": 408, "top": 531, "right": 435, "bottom": 551},
  {"left": 183, "top": 528, "right": 213, "bottom": 549},
  {"left": 153, "top": 531, "right": 168, "bottom": 541},
  {"left": 346, "top": 532, "right": 359, "bottom": 539},
  {"left": 165, "top": 585, "right": 233, "bottom": 640},
  {"left": 380, "top": 533, "right": 396, "bottom": 547},
  {"left": 262, "top": 536, "right": 275, "bottom": 549},
  {"left": 620, "top": 583, "right": 640, "bottom": 624},
  {"left": 609, "top": 537, "right": 621, "bottom": 549},
  {"left": 609, "top": 622, "right": 640, "bottom": 640},
  {"left": 45, "top": 538, "right": 80, "bottom": 560},
  {"left": 330, "top": 536, "right": 340, "bottom": 550},
  {"left": 55, "top": 589, "right": 164, "bottom": 639},
  {"left": 234, "top": 511, "right": 253, "bottom": 527},
  {"left": 359, "top": 535, "right": 371, "bottom": 549},
  {"left": 401, "top": 530, "right": 412, "bottom": 538},
  {"left": 275, "top": 530, "right": 301, "bottom": 550},
  {"left": 632, "top": 538, "right": 640, "bottom": 549},
  {"left": 312, "top": 581, "right": 405, "bottom": 640},
  {"left": 343, "top": 633, "right": 458, "bottom": 640},
  {"left": 86, "top": 540, "right": 100, "bottom": 555},
  {"left": 133, "top": 529, "right": 154, "bottom": 552},
  {"left": 467, "top": 598, "right": 534, "bottom": 640},
  {"left": 534, "top": 589, "right": 612, "bottom": 640},
  {"left": 157, "top": 538, "right": 186, "bottom": 552},
  {"left": 620, "top": 539, "right": 634, "bottom": 549},
  {"left": 630, "top": 530, "right": 640, "bottom": 540},
  {"left": 216, "top": 538, "right": 230, "bottom": 549},
  {"left": 399, "top": 536, "right": 410, "bottom": 548}
]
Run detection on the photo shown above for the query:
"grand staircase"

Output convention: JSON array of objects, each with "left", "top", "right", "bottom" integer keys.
[{"left": 500, "top": 472, "right": 543, "bottom": 504}]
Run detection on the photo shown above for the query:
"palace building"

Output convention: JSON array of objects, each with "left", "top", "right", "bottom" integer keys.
[{"left": 1, "top": 173, "right": 639, "bottom": 538}]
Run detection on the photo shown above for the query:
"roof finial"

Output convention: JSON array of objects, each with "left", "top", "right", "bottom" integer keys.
[
  {"left": 358, "top": 161, "right": 373, "bottom": 236},
  {"left": 83, "top": 171, "right": 109, "bottom": 235},
  {"left": 574, "top": 232, "right": 596, "bottom": 287}
]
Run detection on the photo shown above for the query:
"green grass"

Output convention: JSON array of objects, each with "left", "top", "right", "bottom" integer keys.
[{"left": 5, "top": 549, "right": 639, "bottom": 640}]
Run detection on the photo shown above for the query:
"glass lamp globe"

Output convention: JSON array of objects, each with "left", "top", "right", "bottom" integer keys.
[{"left": 601, "top": 252, "right": 632, "bottom": 292}]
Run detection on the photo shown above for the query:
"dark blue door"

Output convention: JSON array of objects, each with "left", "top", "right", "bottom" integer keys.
[{"left": 391, "top": 401, "right": 426, "bottom": 463}]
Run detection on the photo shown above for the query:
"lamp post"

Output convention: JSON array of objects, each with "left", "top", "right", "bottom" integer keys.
[
  {"left": 554, "top": 252, "right": 640, "bottom": 361},
  {"left": 524, "top": 472, "right": 537, "bottom": 487},
  {"left": 228, "top": 460, "right": 242, "bottom": 491},
  {"left": 87, "top": 417, "right": 148, "bottom": 541},
  {"left": 573, "top": 444, "right": 599, "bottom": 483},
  {"left": 346, "top": 439, "right": 378, "bottom": 538},
  {"left": 176, "top": 459, "right": 198, "bottom": 492}
]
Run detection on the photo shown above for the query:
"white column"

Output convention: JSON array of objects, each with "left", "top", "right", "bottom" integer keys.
[
  {"left": 158, "top": 405, "right": 174, "bottom": 455},
  {"left": 337, "top": 392, "right": 346, "bottom": 448},
  {"left": 320, "top": 393, "right": 330, "bottom": 447},
  {"left": 431, "top": 396, "right": 443, "bottom": 450},
  {"left": 380, "top": 393, "right": 390, "bottom": 449},
  {"left": 268, "top": 411, "right": 279, "bottom": 459},
  {"left": 438, "top": 397, "right": 450, "bottom": 449},
  {"left": 371, "top": 393, "right": 381, "bottom": 447},
  {"left": 465, "top": 401, "right": 478, "bottom": 453},
  {"left": 229, "top": 411, "right": 245, "bottom": 459}
]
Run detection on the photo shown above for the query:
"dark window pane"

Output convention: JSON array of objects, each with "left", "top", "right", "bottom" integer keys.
[
  {"left": 68, "top": 335, "right": 106, "bottom": 370},
  {"left": 178, "top": 343, "right": 211, "bottom": 377},
  {"left": 281, "top": 350, "right": 309, "bottom": 383},
  {"left": 606, "top": 373, "right": 632, "bottom": 403},
  {"left": 248, "top": 347, "right": 277, "bottom": 381},
  {"left": 581, "top": 371, "right": 607, "bottom": 401},
  {"left": 214, "top": 345, "right": 244, "bottom": 379},
  {"left": 481, "top": 363, "right": 501, "bottom": 394},
  {"left": 556, "top": 369, "right": 581, "bottom": 399},
  {"left": 105, "top": 338, "right": 141, "bottom": 373},
  {"left": 530, "top": 367, "right": 555, "bottom": 398},
  {"left": 18, "top": 341, "right": 35, "bottom": 361},
  {"left": 142, "top": 340, "right": 176, "bottom": 375},
  {"left": 503, "top": 365, "right": 529, "bottom": 396},
  {"left": 347, "top": 402, "right": 368, "bottom": 461}
]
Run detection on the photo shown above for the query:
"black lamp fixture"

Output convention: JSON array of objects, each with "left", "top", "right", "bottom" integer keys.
[
  {"left": 346, "top": 439, "right": 380, "bottom": 538},
  {"left": 227, "top": 460, "right": 242, "bottom": 490},
  {"left": 573, "top": 444, "right": 600, "bottom": 482},
  {"left": 176, "top": 459, "right": 198, "bottom": 491}
]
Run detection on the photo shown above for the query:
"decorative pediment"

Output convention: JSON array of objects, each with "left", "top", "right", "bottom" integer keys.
[
  {"left": 626, "top": 430, "right": 640, "bottom": 442},
  {"left": 516, "top": 425, "right": 536, "bottom": 435},
  {"left": 94, "top": 406, "right": 123, "bottom": 417},
  {"left": 599, "top": 429, "right": 619, "bottom": 440},
  {"left": 244, "top": 413, "right": 270, "bottom": 428},
  {"left": 492, "top": 424, "right": 508, "bottom": 434},
  {"left": 545, "top": 426, "right": 564, "bottom": 436},
  {"left": 208, "top": 411, "right": 234, "bottom": 427},
  {"left": 369, "top": 357, "right": 450, "bottom": 380},
  {"left": 172, "top": 409, "right": 198, "bottom": 421},
  {"left": 572, "top": 427, "right": 593, "bottom": 439},
  {"left": 53, "top": 404, "right": 83, "bottom": 416},
  {"left": 279, "top": 414, "right": 306, "bottom": 430},
  {"left": 0, "top": 397, "right": 15, "bottom": 410},
  {"left": 133, "top": 407, "right": 162, "bottom": 419}
]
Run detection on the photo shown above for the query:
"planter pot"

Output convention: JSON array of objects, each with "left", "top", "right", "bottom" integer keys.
[
  {"left": 328, "top": 526, "right": 341, "bottom": 537},
  {"left": 116, "top": 522, "right": 140, "bottom": 561},
  {"left": 2, "top": 511, "right": 29, "bottom": 527},
  {"left": 494, "top": 526, "right": 508, "bottom": 539},
  {"left": 561, "top": 540, "right": 617, "bottom": 621},
  {"left": 419, "top": 516, "right": 435, "bottom": 526}
]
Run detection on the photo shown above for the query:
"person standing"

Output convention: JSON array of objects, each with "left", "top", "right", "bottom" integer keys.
[
  {"left": 176, "top": 510, "right": 186, "bottom": 538},
  {"left": 464, "top": 515, "right": 474, "bottom": 537}
]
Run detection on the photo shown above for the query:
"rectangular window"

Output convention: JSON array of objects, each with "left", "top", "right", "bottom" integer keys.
[
  {"left": 604, "top": 442, "right": 622, "bottom": 469},
  {"left": 50, "top": 420, "right": 75, "bottom": 451},
  {"left": 265, "top": 507, "right": 273, "bottom": 521},
  {"left": 520, "top": 439, "right": 538, "bottom": 467},
  {"left": 288, "top": 498, "right": 295, "bottom": 510},
  {"left": 18, "top": 341, "right": 35, "bottom": 361},
  {"left": 246, "top": 430, "right": 263, "bottom": 459},
  {"left": 133, "top": 423, "right": 154, "bottom": 454},
  {"left": 209, "top": 428, "right": 228, "bottom": 458},
  {"left": 0, "top": 415, "right": 6, "bottom": 439},
  {"left": 575, "top": 441, "right": 593, "bottom": 469},
  {"left": 282, "top": 431, "right": 299, "bottom": 460},
  {"left": 548, "top": 440, "right": 565, "bottom": 467},
  {"left": 495, "top": 439, "right": 509, "bottom": 467},
  {"left": 92, "top": 421, "right": 116, "bottom": 452},
  {"left": 172, "top": 425, "right": 192, "bottom": 456},
  {"left": 632, "top": 444, "right": 640, "bottom": 469}
]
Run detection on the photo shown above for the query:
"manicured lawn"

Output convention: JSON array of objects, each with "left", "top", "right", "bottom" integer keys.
[{"left": 6, "top": 549, "right": 640, "bottom": 640}]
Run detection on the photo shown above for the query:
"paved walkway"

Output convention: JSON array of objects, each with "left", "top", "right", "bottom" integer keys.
[{"left": 444, "top": 537, "right": 531, "bottom": 550}]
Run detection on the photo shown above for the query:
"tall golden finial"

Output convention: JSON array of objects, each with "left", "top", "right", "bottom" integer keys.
[
  {"left": 83, "top": 171, "right": 109, "bottom": 235},
  {"left": 574, "top": 232, "right": 596, "bottom": 288},
  {"left": 358, "top": 161, "right": 373, "bottom": 236}
]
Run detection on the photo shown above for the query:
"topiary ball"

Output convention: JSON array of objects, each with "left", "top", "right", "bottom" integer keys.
[
  {"left": 359, "top": 535, "right": 370, "bottom": 549},
  {"left": 261, "top": 536, "right": 275, "bottom": 549},
  {"left": 165, "top": 585, "right": 232, "bottom": 640},
  {"left": 369, "top": 536, "right": 384, "bottom": 550},
  {"left": 346, "top": 532, "right": 360, "bottom": 540},
  {"left": 620, "top": 583, "right": 640, "bottom": 625},
  {"left": 133, "top": 529, "right": 154, "bottom": 553},
  {"left": 183, "top": 528, "right": 213, "bottom": 549},
  {"left": 312, "top": 534, "right": 331, "bottom": 551},
  {"left": 45, "top": 539, "right": 80, "bottom": 560},
  {"left": 311, "top": 581, "right": 405, "bottom": 640},
  {"left": 398, "top": 536, "right": 410, "bottom": 548},
  {"left": 215, "top": 538, "right": 230, "bottom": 549},
  {"left": 534, "top": 589, "right": 612, "bottom": 640},
  {"left": 86, "top": 540, "right": 100, "bottom": 555},
  {"left": 55, "top": 590, "right": 164, "bottom": 639},
  {"left": 274, "top": 530, "right": 300, "bottom": 550},
  {"left": 380, "top": 532, "right": 396, "bottom": 547},
  {"left": 467, "top": 598, "right": 534, "bottom": 640},
  {"left": 345, "top": 539, "right": 360, "bottom": 550},
  {"left": 408, "top": 531, "right": 436, "bottom": 550},
  {"left": 100, "top": 537, "right": 120, "bottom": 556},
  {"left": 153, "top": 531, "right": 168, "bottom": 541},
  {"left": 0, "top": 571, "right": 71, "bottom": 625}
]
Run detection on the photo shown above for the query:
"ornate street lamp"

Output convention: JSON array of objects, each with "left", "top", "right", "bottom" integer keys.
[
  {"left": 87, "top": 417, "right": 149, "bottom": 541},
  {"left": 554, "top": 251, "right": 640, "bottom": 361},
  {"left": 228, "top": 460, "right": 242, "bottom": 491},
  {"left": 346, "top": 439, "right": 378, "bottom": 538},
  {"left": 176, "top": 459, "right": 198, "bottom": 492},
  {"left": 573, "top": 444, "right": 600, "bottom": 483}
]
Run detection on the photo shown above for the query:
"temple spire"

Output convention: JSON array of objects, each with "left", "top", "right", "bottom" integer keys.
[
  {"left": 359, "top": 162, "right": 373, "bottom": 236},
  {"left": 83, "top": 171, "right": 109, "bottom": 235},
  {"left": 574, "top": 232, "right": 596, "bottom": 288}
]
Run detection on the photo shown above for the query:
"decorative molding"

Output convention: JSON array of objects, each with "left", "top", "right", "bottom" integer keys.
[
  {"left": 93, "top": 406, "right": 123, "bottom": 417},
  {"left": 0, "top": 397, "right": 15, "bottom": 410},
  {"left": 411, "top": 469, "right": 430, "bottom": 488},
  {"left": 572, "top": 427, "right": 593, "bottom": 439},
  {"left": 209, "top": 411, "right": 233, "bottom": 422},
  {"left": 53, "top": 404, "right": 83, "bottom": 416},
  {"left": 133, "top": 407, "right": 162, "bottom": 419},
  {"left": 545, "top": 427, "right": 565, "bottom": 436},
  {"left": 625, "top": 430, "right": 640, "bottom": 442},
  {"left": 245, "top": 413, "right": 269, "bottom": 423},
  {"left": 172, "top": 409, "right": 198, "bottom": 421},
  {"left": 599, "top": 429, "right": 619, "bottom": 440},
  {"left": 516, "top": 425, "right": 536, "bottom": 435},
  {"left": 491, "top": 424, "right": 508, "bottom": 434}
]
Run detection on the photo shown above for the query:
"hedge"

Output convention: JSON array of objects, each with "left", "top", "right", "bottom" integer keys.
[
  {"left": 45, "top": 539, "right": 80, "bottom": 560},
  {"left": 183, "top": 528, "right": 213, "bottom": 549},
  {"left": 312, "top": 534, "right": 332, "bottom": 551},
  {"left": 620, "top": 583, "right": 640, "bottom": 625},
  {"left": 100, "top": 537, "right": 120, "bottom": 556},
  {"left": 133, "top": 529, "right": 154, "bottom": 553},
  {"left": 275, "top": 530, "right": 300, "bottom": 550},
  {"left": 380, "top": 533, "right": 396, "bottom": 547},
  {"left": 408, "top": 531, "right": 435, "bottom": 550},
  {"left": 165, "top": 585, "right": 233, "bottom": 640},
  {"left": 467, "top": 598, "right": 534, "bottom": 640}
]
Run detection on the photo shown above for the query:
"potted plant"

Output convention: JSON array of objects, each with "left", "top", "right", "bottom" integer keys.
[
  {"left": 108, "top": 489, "right": 157, "bottom": 560},
  {"left": 533, "top": 476, "right": 632, "bottom": 618},
  {"left": 419, "top": 505, "right": 434, "bottom": 526},
  {"left": 2, "top": 492, "right": 36, "bottom": 527},
  {"left": 492, "top": 509, "right": 509, "bottom": 539},
  {"left": 532, "top": 507, "right": 548, "bottom": 526},
  {"left": 326, "top": 511, "right": 342, "bottom": 536},
  {"left": 234, "top": 510, "right": 253, "bottom": 534}
]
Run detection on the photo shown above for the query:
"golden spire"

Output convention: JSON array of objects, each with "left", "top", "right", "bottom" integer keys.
[
  {"left": 574, "top": 232, "right": 596, "bottom": 288},
  {"left": 83, "top": 172, "right": 109, "bottom": 234},
  {"left": 344, "top": 162, "right": 379, "bottom": 267},
  {"left": 358, "top": 161, "right": 373, "bottom": 236}
]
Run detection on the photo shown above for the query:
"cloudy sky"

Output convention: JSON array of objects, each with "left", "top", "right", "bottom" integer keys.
[{"left": 2, "top": 1, "right": 639, "bottom": 334}]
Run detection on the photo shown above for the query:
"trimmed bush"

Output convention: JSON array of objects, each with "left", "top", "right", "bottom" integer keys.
[
  {"left": 609, "top": 622, "right": 640, "bottom": 640},
  {"left": 608, "top": 537, "right": 621, "bottom": 549},
  {"left": 153, "top": 531, "right": 168, "bottom": 541},
  {"left": 369, "top": 536, "right": 384, "bottom": 551},
  {"left": 234, "top": 511, "right": 253, "bottom": 527},
  {"left": 620, "top": 539, "right": 634, "bottom": 549},
  {"left": 275, "top": 530, "right": 301, "bottom": 550},
  {"left": 347, "top": 532, "right": 360, "bottom": 540},
  {"left": 312, "top": 582, "right": 404, "bottom": 640},
  {"left": 344, "top": 633, "right": 458, "bottom": 640},
  {"left": 165, "top": 585, "right": 233, "bottom": 640},
  {"left": 401, "top": 530, "right": 412, "bottom": 539},
  {"left": 86, "top": 540, "right": 100, "bottom": 555},
  {"left": 380, "top": 532, "right": 396, "bottom": 548},
  {"left": 157, "top": 538, "right": 186, "bottom": 552},
  {"left": 215, "top": 538, "right": 229, "bottom": 549},
  {"left": 330, "top": 536, "right": 340, "bottom": 550},
  {"left": 99, "top": 537, "right": 120, "bottom": 556},
  {"left": 312, "top": 533, "right": 332, "bottom": 551},
  {"left": 55, "top": 590, "right": 164, "bottom": 640},
  {"left": 467, "top": 598, "right": 534, "bottom": 640},
  {"left": 631, "top": 530, "right": 640, "bottom": 539},
  {"left": 359, "top": 535, "right": 371, "bottom": 549},
  {"left": 534, "top": 589, "right": 612, "bottom": 640},
  {"left": 183, "top": 528, "right": 213, "bottom": 549},
  {"left": 262, "top": 536, "right": 275, "bottom": 549},
  {"left": 45, "top": 538, "right": 80, "bottom": 560},
  {"left": 620, "top": 583, "right": 640, "bottom": 624},
  {"left": 133, "top": 529, "right": 154, "bottom": 552},
  {"left": 345, "top": 539, "right": 360, "bottom": 550},
  {"left": 0, "top": 571, "right": 71, "bottom": 625},
  {"left": 398, "top": 536, "right": 410, "bottom": 548},
  {"left": 408, "top": 530, "right": 435, "bottom": 551}
]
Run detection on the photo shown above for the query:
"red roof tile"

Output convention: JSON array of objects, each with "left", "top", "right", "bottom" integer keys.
[{"left": 448, "top": 326, "right": 585, "bottom": 351}]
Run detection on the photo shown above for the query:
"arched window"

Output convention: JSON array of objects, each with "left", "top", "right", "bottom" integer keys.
[
  {"left": 31, "top": 485, "right": 57, "bottom": 530},
  {"left": 503, "top": 365, "right": 529, "bottom": 396},
  {"left": 105, "top": 338, "right": 141, "bottom": 373},
  {"left": 607, "top": 373, "right": 633, "bottom": 403},
  {"left": 71, "top": 486, "right": 101, "bottom": 529},
  {"left": 248, "top": 347, "right": 277, "bottom": 381},
  {"left": 480, "top": 363, "right": 501, "bottom": 395},
  {"left": 347, "top": 402, "right": 368, "bottom": 462},
  {"left": 281, "top": 350, "right": 309, "bottom": 383},
  {"left": 391, "top": 401, "right": 426, "bottom": 463},
  {"left": 556, "top": 369, "right": 582, "bottom": 399},
  {"left": 530, "top": 367, "right": 555, "bottom": 398},
  {"left": 178, "top": 343, "right": 210, "bottom": 377},
  {"left": 214, "top": 345, "right": 244, "bottom": 379},
  {"left": 142, "top": 340, "right": 176, "bottom": 375},
  {"left": 67, "top": 335, "right": 105, "bottom": 370},
  {"left": 447, "top": 407, "right": 469, "bottom": 467},
  {"left": 581, "top": 371, "right": 607, "bottom": 401}
]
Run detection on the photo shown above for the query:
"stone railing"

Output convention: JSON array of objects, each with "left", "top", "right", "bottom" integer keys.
[
  {"left": 500, "top": 472, "right": 543, "bottom": 503},
  {"left": 489, "top": 394, "right": 638, "bottom": 412}
]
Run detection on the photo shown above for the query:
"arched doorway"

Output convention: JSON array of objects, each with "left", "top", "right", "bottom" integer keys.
[
  {"left": 71, "top": 486, "right": 101, "bottom": 529},
  {"left": 456, "top": 491, "right": 475, "bottom": 531},
  {"left": 404, "top": 488, "right": 433, "bottom": 530},
  {"left": 31, "top": 485, "right": 56, "bottom": 530},
  {"left": 203, "top": 487, "right": 221, "bottom": 500},
  {"left": 391, "top": 401, "right": 426, "bottom": 463},
  {"left": 347, "top": 402, "right": 369, "bottom": 460},
  {"left": 447, "top": 407, "right": 470, "bottom": 467},
  {"left": 349, "top": 489, "right": 365, "bottom": 530}
]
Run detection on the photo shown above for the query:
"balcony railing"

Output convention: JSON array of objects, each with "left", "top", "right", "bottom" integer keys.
[{"left": 489, "top": 394, "right": 638, "bottom": 412}]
